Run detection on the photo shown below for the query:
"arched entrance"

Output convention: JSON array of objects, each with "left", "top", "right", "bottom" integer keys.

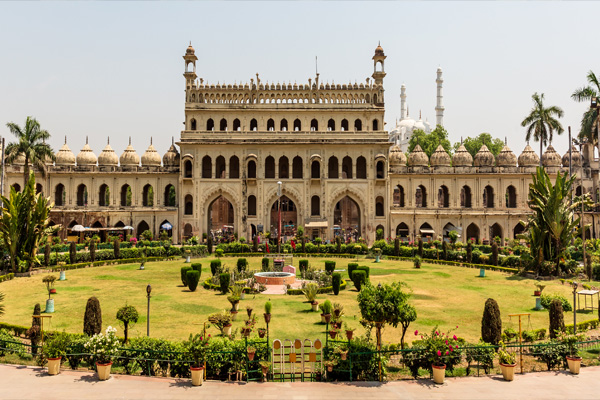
[
  {"left": 513, "top": 223, "right": 525, "bottom": 239},
  {"left": 443, "top": 222, "right": 456, "bottom": 241},
  {"left": 270, "top": 195, "right": 297, "bottom": 239},
  {"left": 419, "top": 222, "right": 434, "bottom": 240},
  {"left": 396, "top": 223, "right": 409, "bottom": 239},
  {"left": 490, "top": 223, "right": 503, "bottom": 244},
  {"left": 208, "top": 195, "right": 234, "bottom": 241},
  {"left": 160, "top": 219, "right": 173, "bottom": 238},
  {"left": 333, "top": 196, "right": 360, "bottom": 242},
  {"left": 137, "top": 220, "right": 150, "bottom": 239},
  {"left": 466, "top": 223, "right": 480, "bottom": 243}
]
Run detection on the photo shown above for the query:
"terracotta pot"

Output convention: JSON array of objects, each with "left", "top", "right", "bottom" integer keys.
[
  {"left": 264, "top": 313, "right": 271, "bottom": 324},
  {"left": 499, "top": 363, "right": 516, "bottom": 381},
  {"left": 329, "top": 330, "right": 338, "bottom": 339},
  {"left": 223, "top": 324, "right": 232, "bottom": 336},
  {"left": 346, "top": 331, "right": 354, "bottom": 341},
  {"left": 246, "top": 308, "right": 253, "bottom": 318},
  {"left": 334, "top": 310, "right": 341, "bottom": 318},
  {"left": 231, "top": 311, "right": 238, "bottom": 321},
  {"left": 258, "top": 330, "right": 266, "bottom": 338},
  {"left": 311, "top": 302, "right": 319, "bottom": 312},
  {"left": 432, "top": 364, "right": 446, "bottom": 384},
  {"left": 190, "top": 366, "right": 204, "bottom": 386},
  {"left": 47, "top": 357, "right": 61, "bottom": 375},
  {"left": 248, "top": 351, "right": 255, "bottom": 361},
  {"left": 49, "top": 289, "right": 57, "bottom": 294},
  {"left": 327, "top": 365, "right": 333, "bottom": 372},
  {"left": 242, "top": 329, "right": 250, "bottom": 338},
  {"left": 340, "top": 352, "right": 347, "bottom": 361},
  {"left": 567, "top": 356, "right": 582, "bottom": 374},
  {"left": 324, "top": 314, "right": 332, "bottom": 324},
  {"left": 320, "top": 314, "right": 326, "bottom": 324},
  {"left": 96, "top": 362, "right": 112, "bottom": 381},
  {"left": 534, "top": 290, "right": 541, "bottom": 296}
]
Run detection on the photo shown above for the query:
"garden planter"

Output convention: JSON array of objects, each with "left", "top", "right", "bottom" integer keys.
[
  {"left": 232, "top": 302, "right": 240, "bottom": 312},
  {"left": 59, "top": 271, "right": 66, "bottom": 281},
  {"left": 45, "top": 299, "right": 55, "bottom": 313},
  {"left": 261, "top": 365, "right": 269, "bottom": 375},
  {"left": 96, "top": 362, "right": 112, "bottom": 381},
  {"left": 47, "top": 357, "right": 61, "bottom": 375},
  {"left": 49, "top": 289, "right": 57, "bottom": 294},
  {"left": 534, "top": 290, "right": 541, "bottom": 296},
  {"left": 334, "top": 322, "right": 342, "bottom": 330},
  {"left": 479, "top": 269, "right": 485, "bottom": 278},
  {"left": 190, "top": 366, "right": 204, "bottom": 386},
  {"left": 248, "top": 351, "right": 255, "bottom": 361},
  {"left": 264, "top": 313, "right": 271, "bottom": 324},
  {"left": 327, "top": 365, "right": 334, "bottom": 372},
  {"left": 241, "top": 329, "right": 250, "bottom": 338},
  {"left": 499, "top": 363, "right": 516, "bottom": 381},
  {"left": 567, "top": 356, "right": 582, "bottom": 374},
  {"left": 223, "top": 324, "right": 232, "bottom": 336},
  {"left": 345, "top": 331, "right": 354, "bottom": 341},
  {"left": 246, "top": 308, "right": 253, "bottom": 318},
  {"left": 329, "top": 330, "right": 338, "bottom": 339},
  {"left": 185, "top": 256, "right": 191, "bottom": 263},
  {"left": 340, "top": 352, "right": 347, "bottom": 361},
  {"left": 240, "top": 293, "right": 245, "bottom": 300},
  {"left": 231, "top": 311, "right": 238, "bottom": 321},
  {"left": 311, "top": 302, "right": 319, "bottom": 312},
  {"left": 334, "top": 309, "right": 341, "bottom": 318},
  {"left": 324, "top": 314, "right": 332, "bottom": 324},
  {"left": 320, "top": 314, "right": 326, "bottom": 324},
  {"left": 432, "top": 364, "right": 446, "bottom": 384},
  {"left": 258, "top": 330, "right": 266, "bottom": 338}
]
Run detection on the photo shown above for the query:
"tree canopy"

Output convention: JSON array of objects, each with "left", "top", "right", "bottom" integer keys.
[
  {"left": 521, "top": 93, "right": 564, "bottom": 163},
  {"left": 571, "top": 70, "right": 600, "bottom": 144},
  {"left": 407, "top": 125, "right": 452, "bottom": 157},
  {"left": 453, "top": 133, "right": 504, "bottom": 158}
]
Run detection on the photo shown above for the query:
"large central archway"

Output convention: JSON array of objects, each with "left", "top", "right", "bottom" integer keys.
[
  {"left": 208, "top": 195, "right": 234, "bottom": 235},
  {"left": 270, "top": 195, "right": 297, "bottom": 238},
  {"left": 333, "top": 196, "right": 360, "bottom": 241}
]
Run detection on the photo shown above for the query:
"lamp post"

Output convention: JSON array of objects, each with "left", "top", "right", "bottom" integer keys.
[
  {"left": 146, "top": 284, "right": 152, "bottom": 337},
  {"left": 277, "top": 181, "right": 282, "bottom": 255}
]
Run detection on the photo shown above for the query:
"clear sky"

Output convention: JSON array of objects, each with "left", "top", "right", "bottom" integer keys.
[{"left": 0, "top": 1, "right": 598, "bottom": 158}]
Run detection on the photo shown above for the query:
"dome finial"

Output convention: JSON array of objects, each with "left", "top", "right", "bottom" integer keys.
[
  {"left": 129, "top": 136, "right": 131, "bottom": 145},
  {"left": 150, "top": 136, "right": 153, "bottom": 145},
  {"left": 172, "top": 136, "right": 174, "bottom": 145},
  {"left": 461, "top": 136, "right": 463, "bottom": 144},
  {"left": 86, "top": 136, "right": 88, "bottom": 145},
  {"left": 505, "top": 136, "right": 507, "bottom": 145},
  {"left": 64, "top": 135, "right": 67, "bottom": 145},
  {"left": 107, "top": 137, "right": 110, "bottom": 145}
]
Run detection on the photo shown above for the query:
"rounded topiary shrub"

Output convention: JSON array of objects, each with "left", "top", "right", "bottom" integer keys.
[
  {"left": 262, "top": 257, "right": 269, "bottom": 271},
  {"left": 466, "top": 242, "right": 473, "bottom": 264},
  {"left": 191, "top": 263, "right": 202, "bottom": 276},
  {"left": 207, "top": 236, "right": 213, "bottom": 254},
  {"left": 481, "top": 298, "right": 502, "bottom": 345},
  {"left": 299, "top": 259, "right": 308, "bottom": 274},
  {"left": 549, "top": 299, "right": 565, "bottom": 339},
  {"left": 348, "top": 263, "right": 358, "bottom": 280},
  {"left": 181, "top": 266, "right": 192, "bottom": 286},
  {"left": 491, "top": 242, "right": 499, "bottom": 266},
  {"left": 356, "top": 265, "right": 370, "bottom": 278},
  {"left": 352, "top": 270, "right": 367, "bottom": 291},
  {"left": 220, "top": 273, "right": 230, "bottom": 294},
  {"left": 332, "top": 273, "right": 341, "bottom": 295},
  {"left": 186, "top": 270, "right": 201, "bottom": 292},
  {"left": 210, "top": 260, "right": 222, "bottom": 276},
  {"left": 324, "top": 261, "right": 336, "bottom": 275},
  {"left": 70, "top": 241, "right": 77, "bottom": 265},
  {"left": 83, "top": 297, "right": 102, "bottom": 337},
  {"left": 114, "top": 239, "right": 121, "bottom": 259},
  {"left": 237, "top": 258, "right": 247, "bottom": 273},
  {"left": 90, "top": 240, "right": 96, "bottom": 263}
]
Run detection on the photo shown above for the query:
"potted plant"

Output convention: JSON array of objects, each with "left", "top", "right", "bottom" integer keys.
[
  {"left": 227, "top": 295, "right": 241, "bottom": 312},
  {"left": 84, "top": 326, "right": 120, "bottom": 381},
  {"left": 419, "top": 326, "right": 462, "bottom": 384},
  {"left": 258, "top": 328, "right": 267, "bottom": 338},
  {"left": 247, "top": 346, "right": 256, "bottom": 361},
  {"left": 319, "top": 304, "right": 326, "bottom": 323},
  {"left": 413, "top": 256, "right": 422, "bottom": 269},
  {"left": 333, "top": 303, "right": 344, "bottom": 318},
  {"left": 208, "top": 311, "right": 233, "bottom": 336},
  {"left": 230, "top": 310, "right": 238, "bottom": 321},
  {"left": 241, "top": 315, "right": 257, "bottom": 338},
  {"left": 323, "top": 359, "right": 337, "bottom": 372},
  {"left": 259, "top": 360, "right": 270, "bottom": 379},
  {"left": 344, "top": 323, "right": 355, "bottom": 341},
  {"left": 184, "top": 249, "right": 192, "bottom": 263},
  {"left": 561, "top": 333, "right": 584, "bottom": 374},
  {"left": 335, "top": 346, "right": 349, "bottom": 361},
  {"left": 322, "top": 300, "right": 332, "bottom": 324},
  {"left": 43, "top": 331, "right": 69, "bottom": 375},
  {"left": 43, "top": 275, "right": 57, "bottom": 313},
  {"left": 534, "top": 282, "right": 546, "bottom": 297},
  {"left": 246, "top": 305, "right": 253, "bottom": 318},
  {"left": 264, "top": 301, "right": 272, "bottom": 324},
  {"left": 497, "top": 341, "right": 517, "bottom": 381},
  {"left": 329, "top": 327, "right": 338, "bottom": 339},
  {"left": 303, "top": 283, "right": 319, "bottom": 312},
  {"left": 184, "top": 333, "right": 210, "bottom": 386}
]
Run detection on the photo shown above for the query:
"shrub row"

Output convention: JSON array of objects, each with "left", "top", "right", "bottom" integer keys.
[
  {"left": 286, "top": 279, "right": 347, "bottom": 295},
  {"left": 565, "top": 318, "right": 600, "bottom": 334},
  {"left": 0, "top": 273, "right": 15, "bottom": 283},
  {"left": 48, "top": 256, "right": 175, "bottom": 272}
]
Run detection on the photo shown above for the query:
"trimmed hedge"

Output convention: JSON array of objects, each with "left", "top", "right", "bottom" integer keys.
[
  {"left": 565, "top": 318, "right": 600, "bottom": 334},
  {"left": 261, "top": 257, "right": 269, "bottom": 271},
  {"left": 237, "top": 258, "right": 247, "bottom": 273},
  {"left": 210, "top": 260, "right": 222, "bottom": 276},
  {"left": 352, "top": 270, "right": 367, "bottom": 291},
  {"left": 0, "top": 322, "right": 29, "bottom": 337},
  {"left": 219, "top": 273, "right": 230, "bottom": 294},
  {"left": 356, "top": 265, "right": 370, "bottom": 278},
  {"left": 286, "top": 279, "right": 348, "bottom": 295},
  {"left": 347, "top": 263, "right": 358, "bottom": 280},
  {"left": 332, "top": 273, "right": 341, "bottom": 295},
  {"left": 186, "top": 270, "right": 201, "bottom": 292},
  {"left": 324, "top": 261, "right": 336, "bottom": 275},
  {"left": 181, "top": 266, "right": 192, "bottom": 286},
  {"left": 0, "top": 273, "right": 15, "bottom": 283},
  {"left": 299, "top": 259, "right": 308, "bottom": 274},
  {"left": 191, "top": 263, "right": 202, "bottom": 274}
]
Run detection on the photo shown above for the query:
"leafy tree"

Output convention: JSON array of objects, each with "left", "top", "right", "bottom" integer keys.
[
  {"left": 571, "top": 70, "right": 600, "bottom": 147},
  {"left": 4, "top": 117, "right": 55, "bottom": 187},
  {"left": 407, "top": 125, "right": 452, "bottom": 157},
  {"left": 116, "top": 304, "right": 139, "bottom": 343},
  {"left": 453, "top": 133, "right": 504, "bottom": 158},
  {"left": 521, "top": 93, "right": 564, "bottom": 164},
  {"left": 398, "top": 304, "right": 417, "bottom": 349}
]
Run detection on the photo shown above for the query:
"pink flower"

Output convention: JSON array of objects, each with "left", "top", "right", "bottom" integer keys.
[
  {"left": 449, "top": 346, "right": 453, "bottom": 352},
  {"left": 445, "top": 340, "right": 448, "bottom": 345},
  {"left": 414, "top": 330, "right": 419, "bottom": 336},
  {"left": 437, "top": 350, "right": 442, "bottom": 357},
  {"left": 453, "top": 335, "right": 457, "bottom": 340},
  {"left": 445, "top": 351, "right": 449, "bottom": 355},
  {"left": 435, "top": 331, "right": 439, "bottom": 335},
  {"left": 455, "top": 345, "right": 459, "bottom": 349}
]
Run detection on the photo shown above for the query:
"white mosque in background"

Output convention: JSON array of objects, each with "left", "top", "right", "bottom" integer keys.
[{"left": 388, "top": 67, "right": 445, "bottom": 152}]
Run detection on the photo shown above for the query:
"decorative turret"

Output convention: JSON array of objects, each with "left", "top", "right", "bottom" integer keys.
[
  {"left": 183, "top": 42, "right": 198, "bottom": 92},
  {"left": 141, "top": 138, "right": 161, "bottom": 167},
  {"left": 517, "top": 143, "right": 539, "bottom": 167},
  {"left": 163, "top": 138, "right": 180, "bottom": 167},
  {"left": 473, "top": 144, "right": 495, "bottom": 167},
  {"left": 407, "top": 144, "right": 429, "bottom": 167},
  {"left": 372, "top": 42, "right": 386, "bottom": 105},
  {"left": 389, "top": 144, "right": 407, "bottom": 166},
  {"left": 76, "top": 137, "right": 97, "bottom": 166},
  {"left": 98, "top": 138, "right": 119, "bottom": 167},
  {"left": 496, "top": 141, "right": 517, "bottom": 167},
  {"left": 562, "top": 145, "right": 582, "bottom": 168},
  {"left": 55, "top": 136, "right": 76, "bottom": 166},
  {"left": 119, "top": 137, "right": 140, "bottom": 167},
  {"left": 430, "top": 145, "right": 451, "bottom": 167},
  {"left": 452, "top": 143, "right": 473, "bottom": 167},
  {"left": 541, "top": 144, "right": 561, "bottom": 167}
]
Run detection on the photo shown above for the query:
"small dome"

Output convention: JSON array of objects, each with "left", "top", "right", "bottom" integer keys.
[
  {"left": 562, "top": 145, "right": 582, "bottom": 167},
  {"left": 98, "top": 140, "right": 119, "bottom": 166},
  {"left": 452, "top": 144, "right": 473, "bottom": 167},
  {"left": 389, "top": 145, "right": 406, "bottom": 166},
  {"left": 76, "top": 141, "right": 97, "bottom": 166},
  {"left": 163, "top": 142, "right": 180, "bottom": 167},
  {"left": 11, "top": 153, "right": 26, "bottom": 165},
  {"left": 375, "top": 44, "right": 385, "bottom": 56},
  {"left": 518, "top": 143, "right": 539, "bottom": 167},
  {"left": 542, "top": 144, "right": 561, "bottom": 167},
  {"left": 497, "top": 144, "right": 517, "bottom": 167},
  {"left": 474, "top": 144, "right": 495, "bottom": 167},
  {"left": 141, "top": 141, "right": 161, "bottom": 167},
  {"left": 186, "top": 43, "right": 195, "bottom": 55},
  {"left": 119, "top": 139, "right": 140, "bottom": 166},
  {"left": 430, "top": 145, "right": 451, "bottom": 167},
  {"left": 55, "top": 142, "right": 76, "bottom": 166},
  {"left": 407, "top": 144, "right": 429, "bottom": 167}
]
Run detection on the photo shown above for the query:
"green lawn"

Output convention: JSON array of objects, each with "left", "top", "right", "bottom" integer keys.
[{"left": 0, "top": 256, "right": 591, "bottom": 344}]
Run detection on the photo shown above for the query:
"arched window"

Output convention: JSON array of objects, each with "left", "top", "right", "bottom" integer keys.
[
  {"left": 137, "top": 221, "right": 150, "bottom": 239},
  {"left": 279, "top": 156, "right": 289, "bottom": 179},
  {"left": 55, "top": 184, "right": 65, "bottom": 206},
  {"left": 250, "top": 118, "right": 258, "bottom": 131},
  {"left": 357, "top": 156, "right": 367, "bottom": 179},
  {"left": 248, "top": 195, "right": 257, "bottom": 216},
  {"left": 393, "top": 185, "right": 405, "bottom": 207},
  {"left": 310, "top": 119, "right": 318, "bottom": 131},
  {"left": 206, "top": 118, "right": 214, "bottom": 131},
  {"left": 99, "top": 184, "right": 109, "bottom": 207},
  {"left": 341, "top": 119, "right": 349, "bottom": 131},
  {"left": 376, "top": 160, "right": 385, "bottom": 179},
  {"left": 460, "top": 185, "right": 472, "bottom": 208},
  {"left": 311, "top": 160, "right": 320, "bottom": 179},
  {"left": 190, "top": 118, "right": 197, "bottom": 130},
  {"left": 233, "top": 118, "right": 241, "bottom": 131},
  {"left": 292, "top": 156, "right": 303, "bottom": 179},
  {"left": 184, "top": 194, "right": 193, "bottom": 215},
  {"left": 484, "top": 185, "right": 494, "bottom": 208},
  {"left": 342, "top": 156, "right": 352, "bottom": 179},
  {"left": 247, "top": 160, "right": 257, "bottom": 179},
  {"left": 265, "top": 156, "right": 275, "bottom": 178},
  {"left": 121, "top": 184, "right": 132, "bottom": 206},
  {"left": 184, "top": 159, "right": 193, "bottom": 178},
  {"left": 328, "top": 156, "right": 339, "bottom": 179},
  {"left": 375, "top": 196, "right": 384, "bottom": 216},
  {"left": 142, "top": 184, "right": 154, "bottom": 207},
  {"left": 76, "top": 184, "right": 87, "bottom": 207},
  {"left": 294, "top": 119, "right": 301, "bottom": 131},
  {"left": 416, "top": 185, "right": 427, "bottom": 208},
  {"left": 202, "top": 156, "right": 211, "bottom": 178},
  {"left": 267, "top": 118, "right": 275, "bottom": 131},
  {"left": 438, "top": 185, "right": 449, "bottom": 208},
  {"left": 372, "top": 119, "right": 379, "bottom": 130},
  {"left": 229, "top": 156, "right": 240, "bottom": 179},
  {"left": 354, "top": 119, "right": 362, "bottom": 131},
  {"left": 36, "top": 184, "right": 43, "bottom": 194},
  {"left": 311, "top": 195, "right": 320, "bottom": 216},
  {"left": 327, "top": 119, "right": 335, "bottom": 131},
  {"left": 11, "top": 183, "right": 20, "bottom": 192},
  {"left": 396, "top": 222, "right": 409, "bottom": 238},
  {"left": 164, "top": 184, "right": 176, "bottom": 207},
  {"left": 216, "top": 156, "right": 226, "bottom": 178},
  {"left": 280, "top": 119, "right": 288, "bottom": 131},
  {"left": 219, "top": 118, "right": 227, "bottom": 131},
  {"left": 506, "top": 185, "right": 517, "bottom": 208}
]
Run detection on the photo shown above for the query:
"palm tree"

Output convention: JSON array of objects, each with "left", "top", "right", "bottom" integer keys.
[
  {"left": 520, "top": 93, "right": 564, "bottom": 165},
  {"left": 571, "top": 70, "right": 600, "bottom": 155},
  {"left": 4, "top": 117, "right": 55, "bottom": 187}
]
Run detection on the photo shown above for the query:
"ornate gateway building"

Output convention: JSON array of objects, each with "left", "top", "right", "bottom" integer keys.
[{"left": 3, "top": 44, "right": 598, "bottom": 244}]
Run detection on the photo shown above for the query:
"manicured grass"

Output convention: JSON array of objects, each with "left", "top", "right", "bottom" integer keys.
[{"left": 0, "top": 256, "right": 589, "bottom": 344}]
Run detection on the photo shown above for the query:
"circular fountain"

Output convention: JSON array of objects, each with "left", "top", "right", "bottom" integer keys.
[{"left": 254, "top": 271, "right": 296, "bottom": 285}]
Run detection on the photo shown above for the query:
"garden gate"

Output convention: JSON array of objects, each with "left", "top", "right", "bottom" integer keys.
[{"left": 271, "top": 339, "right": 323, "bottom": 381}]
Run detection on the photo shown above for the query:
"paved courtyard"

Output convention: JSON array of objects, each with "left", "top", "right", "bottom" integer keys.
[{"left": 0, "top": 363, "right": 598, "bottom": 400}]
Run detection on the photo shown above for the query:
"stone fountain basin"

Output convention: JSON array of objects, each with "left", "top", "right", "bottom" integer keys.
[{"left": 254, "top": 272, "right": 296, "bottom": 285}]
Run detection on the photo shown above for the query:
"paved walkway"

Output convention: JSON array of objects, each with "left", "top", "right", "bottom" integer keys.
[{"left": 1, "top": 363, "right": 598, "bottom": 400}]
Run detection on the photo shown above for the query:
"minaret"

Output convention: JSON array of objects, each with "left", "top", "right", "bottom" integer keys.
[
  {"left": 400, "top": 84, "right": 407, "bottom": 120},
  {"left": 435, "top": 67, "right": 444, "bottom": 126},
  {"left": 372, "top": 42, "right": 386, "bottom": 106},
  {"left": 183, "top": 42, "right": 198, "bottom": 92}
]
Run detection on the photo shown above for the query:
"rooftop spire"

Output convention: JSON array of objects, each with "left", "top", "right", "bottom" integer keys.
[
  {"left": 86, "top": 136, "right": 88, "bottom": 145},
  {"left": 64, "top": 135, "right": 67, "bottom": 145},
  {"left": 129, "top": 136, "right": 131, "bottom": 145}
]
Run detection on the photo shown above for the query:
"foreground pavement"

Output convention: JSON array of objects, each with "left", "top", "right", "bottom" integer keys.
[{"left": 1, "top": 363, "right": 598, "bottom": 400}]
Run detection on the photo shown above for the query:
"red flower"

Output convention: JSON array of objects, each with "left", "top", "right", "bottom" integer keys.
[
  {"left": 437, "top": 350, "right": 442, "bottom": 357},
  {"left": 453, "top": 335, "right": 457, "bottom": 340},
  {"left": 414, "top": 330, "right": 419, "bottom": 336},
  {"left": 445, "top": 351, "right": 449, "bottom": 355}
]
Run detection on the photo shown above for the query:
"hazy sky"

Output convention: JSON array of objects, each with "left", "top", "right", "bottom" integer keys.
[{"left": 1, "top": 1, "right": 598, "bottom": 159}]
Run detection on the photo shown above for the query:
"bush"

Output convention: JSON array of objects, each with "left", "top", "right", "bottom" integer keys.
[
  {"left": 481, "top": 298, "right": 502, "bottom": 345},
  {"left": 191, "top": 263, "right": 202, "bottom": 276},
  {"left": 69, "top": 241, "right": 77, "bottom": 265},
  {"left": 262, "top": 257, "right": 269, "bottom": 271},
  {"left": 90, "top": 240, "right": 96, "bottom": 263},
  {"left": 332, "top": 273, "right": 341, "bottom": 295},
  {"left": 186, "top": 270, "right": 201, "bottom": 292},
  {"left": 592, "top": 263, "right": 600, "bottom": 281},
  {"left": 180, "top": 266, "right": 192, "bottom": 286},
  {"left": 219, "top": 273, "right": 230, "bottom": 294},
  {"left": 299, "top": 259, "right": 308, "bottom": 275},
  {"left": 210, "top": 260, "right": 222, "bottom": 276},
  {"left": 491, "top": 242, "right": 499, "bottom": 266},
  {"left": 348, "top": 263, "right": 358, "bottom": 280},
  {"left": 541, "top": 294, "right": 572, "bottom": 312},
  {"left": 324, "top": 261, "right": 336, "bottom": 275},
  {"left": 83, "top": 297, "right": 102, "bottom": 337},
  {"left": 207, "top": 236, "right": 213, "bottom": 254},
  {"left": 236, "top": 258, "right": 247, "bottom": 273},
  {"left": 522, "top": 330, "right": 536, "bottom": 342},
  {"left": 549, "top": 299, "right": 565, "bottom": 339},
  {"left": 114, "top": 239, "right": 121, "bottom": 259},
  {"left": 466, "top": 242, "right": 473, "bottom": 264},
  {"left": 352, "top": 270, "right": 367, "bottom": 291},
  {"left": 356, "top": 265, "right": 370, "bottom": 278}
]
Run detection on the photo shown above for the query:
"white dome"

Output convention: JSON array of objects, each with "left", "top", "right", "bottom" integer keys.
[
  {"left": 98, "top": 140, "right": 119, "bottom": 166},
  {"left": 76, "top": 141, "right": 97, "bottom": 166}
]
